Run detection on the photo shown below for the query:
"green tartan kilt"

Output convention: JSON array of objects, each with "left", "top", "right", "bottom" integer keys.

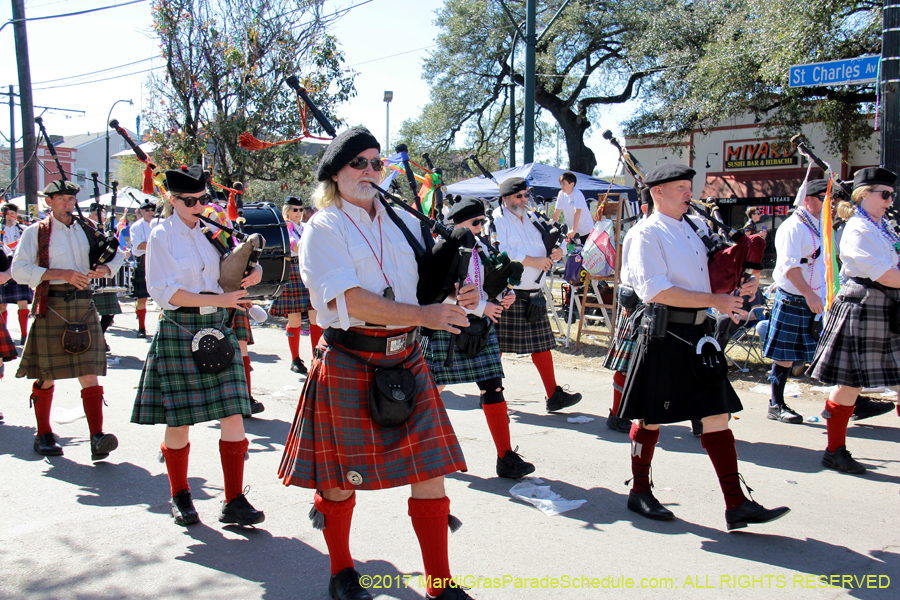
[
  {"left": 16, "top": 292, "right": 106, "bottom": 381},
  {"left": 231, "top": 309, "right": 254, "bottom": 345},
  {"left": 422, "top": 326, "right": 504, "bottom": 385},
  {"left": 91, "top": 291, "right": 122, "bottom": 316},
  {"left": 131, "top": 308, "right": 250, "bottom": 427}
]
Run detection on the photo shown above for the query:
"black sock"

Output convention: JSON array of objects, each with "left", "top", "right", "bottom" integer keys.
[
  {"left": 768, "top": 363, "right": 790, "bottom": 407},
  {"left": 100, "top": 315, "right": 114, "bottom": 333}
]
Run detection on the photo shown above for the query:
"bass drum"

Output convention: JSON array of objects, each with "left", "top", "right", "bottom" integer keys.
[{"left": 235, "top": 203, "right": 291, "bottom": 299}]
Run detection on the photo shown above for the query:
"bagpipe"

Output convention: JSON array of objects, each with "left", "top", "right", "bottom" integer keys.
[
  {"left": 602, "top": 129, "right": 763, "bottom": 295},
  {"left": 35, "top": 117, "right": 120, "bottom": 298}
]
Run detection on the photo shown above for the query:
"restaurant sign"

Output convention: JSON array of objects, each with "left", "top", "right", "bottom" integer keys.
[{"left": 724, "top": 140, "right": 798, "bottom": 170}]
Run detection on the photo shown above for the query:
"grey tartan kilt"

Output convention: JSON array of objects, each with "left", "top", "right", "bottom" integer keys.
[
  {"left": 91, "top": 291, "right": 122, "bottom": 316},
  {"left": 495, "top": 292, "right": 556, "bottom": 354},
  {"left": 602, "top": 304, "right": 636, "bottom": 373},
  {"left": 131, "top": 308, "right": 250, "bottom": 427},
  {"left": 16, "top": 292, "right": 106, "bottom": 381},
  {"left": 763, "top": 289, "right": 817, "bottom": 363},
  {"left": 808, "top": 280, "right": 900, "bottom": 387},
  {"left": 422, "top": 326, "right": 504, "bottom": 385},
  {"left": 0, "top": 280, "right": 33, "bottom": 304}
]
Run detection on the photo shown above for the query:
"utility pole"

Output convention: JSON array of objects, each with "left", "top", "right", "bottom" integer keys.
[
  {"left": 523, "top": 0, "right": 536, "bottom": 164},
  {"left": 883, "top": 0, "right": 900, "bottom": 176},
  {"left": 7, "top": 86, "right": 13, "bottom": 196},
  {"left": 11, "top": 0, "right": 37, "bottom": 212}
]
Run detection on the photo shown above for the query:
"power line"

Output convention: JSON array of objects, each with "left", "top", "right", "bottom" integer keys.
[
  {"left": 0, "top": 0, "right": 149, "bottom": 33},
  {"left": 33, "top": 56, "right": 157, "bottom": 85},
  {"left": 347, "top": 44, "right": 437, "bottom": 67},
  {"left": 32, "top": 65, "right": 164, "bottom": 91}
]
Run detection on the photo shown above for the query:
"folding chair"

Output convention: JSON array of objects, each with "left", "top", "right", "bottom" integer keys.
[{"left": 725, "top": 306, "right": 768, "bottom": 373}]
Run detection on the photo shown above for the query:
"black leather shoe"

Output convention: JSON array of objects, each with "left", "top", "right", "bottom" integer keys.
[
  {"left": 0, "top": 411, "right": 4, "bottom": 423},
  {"left": 767, "top": 403, "right": 803, "bottom": 424},
  {"left": 33, "top": 432, "right": 63, "bottom": 456},
  {"left": 427, "top": 586, "right": 475, "bottom": 600},
  {"left": 852, "top": 396, "right": 895, "bottom": 421},
  {"left": 822, "top": 446, "right": 867, "bottom": 474},
  {"left": 136, "top": 328, "right": 147, "bottom": 339},
  {"left": 627, "top": 490, "right": 674, "bottom": 521},
  {"left": 171, "top": 489, "right": 200, "bottom": 526},
  {"left": 90, "top": 432, "right": 118, "bottom": 461},
  {"left": 243, "top": 398, "right": 266, "bottom": 418},
  {"left": 691, "top": 420, "right": 703, "bottom": 437},
  {"left": 725, "top": 499, "right": 790, "bottom": 531},
  {"left": 290, "top": 357, "right": 308, "bottom": 374},
  {"left": 328, "top": 568, "right": 373, "bottom": 600},
  {"left": 219, "top": 493, "right": 265, "bottom": 526},
  {"left": 496, "top": 449, "right": 536, "bottom": 479},
  {"left": 546, "top": 386, "right": 582, "bottom": 412},
  {"left": 606, "top": 412, "right": 632, "bottom": 433}
]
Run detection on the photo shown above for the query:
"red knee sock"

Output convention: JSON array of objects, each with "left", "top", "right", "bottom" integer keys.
[
  {"left": 309, "top": 323, "right": 323, "bottom": 352},
  {"left": 18, "top": 308, "right": 28, "bottom": 340},
  {"left": 31, "top": 383, "right": 54, "bottom": 436},
  {"left": 161, "top": 442, "right": 191, "bottom": 496},
  {"left": 81, "top": 385, "right": 105, "bottom": 438},
  {"left": 219, "top": 438, "right": 249, "bottom": 503},
  {"left": 482, "top": 401, "right": 512, "bottom": 457},
  {"left": 286, "top": 326, "right": 302, "bottom": 360},
  {"left": 701, "top": 429, "right": 747, "bottom": 510},
  {"left": 0, "top": 310, "right": 6, "bottom": 326},
  {"left": 136, "top": 309, "right": 147, "bottom": 330},
  {"left": 825, "top": 400, "right": 855, "bottom": 453},
  {"left": 409, "top": 497, "right": 453, "bottom": 597},
  {"left": 629, "top": 423, "right": 659, "bottom": 495},
  {"left": 530, "top": 350, "right": 557, "bottom": 398},
  {"left": 315, "top": 492, "right": 356, "bottom": 575},
  {"left": 612, "top": 370, "right": 626, "bottom": 415},
  {"left": 242, "top": 356, "right": 252, "bottom": 397}
]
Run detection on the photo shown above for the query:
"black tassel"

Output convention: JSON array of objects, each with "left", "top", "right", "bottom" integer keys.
[
  {"left": 309, "top": 505, "right": 325, "bottom": 530},
  {"left": 448, "top": 514, "right": 463, "bottom": 533}
]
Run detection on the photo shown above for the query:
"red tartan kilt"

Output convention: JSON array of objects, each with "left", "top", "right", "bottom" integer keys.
[
  {"left": 278, "top": 327, "right": 467, "bottom": 491},
  {"left": 0, "top": 320, "right": 17, "bottom": 362}
]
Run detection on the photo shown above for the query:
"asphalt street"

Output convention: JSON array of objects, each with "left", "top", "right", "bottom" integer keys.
[{"left": 1, "top": 303, "right": 898, "bottom": 600}]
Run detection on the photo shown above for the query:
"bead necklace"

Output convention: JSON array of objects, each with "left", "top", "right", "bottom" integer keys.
[
  {"left": 466, "top": 243, "right": 485, "bottom": 301},
  {"left": 795, "top": 208, "right": 822, "bottom": 291},
  {"left": 855, "top": 205, "right": 900, "bottom": 259}
]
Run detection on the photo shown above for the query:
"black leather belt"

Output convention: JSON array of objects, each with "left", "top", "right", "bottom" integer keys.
[
  {"left": 325, "top": 327, "right": 417, "bottom": 356},
  {"left": 777, "top": 290, "right": 808, "bottom": 307},
  {"left": 666, "top": 307, "right": 708, "bottom": 326},
  {"left": 514, "top": 289, "right": 540, "bottom": 300},
  {"left": 48, "top": 290, "right": 93, "bottom": 299},
  {"left": 174, "top": 292, "right": 218, "bottom": 313}
]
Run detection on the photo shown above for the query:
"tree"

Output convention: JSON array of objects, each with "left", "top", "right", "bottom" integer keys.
[
  {"left": 625, "top": 0, "right": 882, "bottom": 157},
  {"left": 144, "top": 0, "right": 355, "bottom": 197},
  {"left": 400, "top": 0, "right": 678, "bottom": 176}
]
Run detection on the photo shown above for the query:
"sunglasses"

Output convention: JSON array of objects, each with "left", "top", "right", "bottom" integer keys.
[
  {"left": 471, "top": 218, "right": 486, "bottom": 226},
  {"left": 288, "top": 207, "right": 302, "bottom": 212},
  {"left": 347, "top": 157, "right": 384, "bottom": 171},
  {"left": 877, "top": 190, "right": 897, "bottom": 201},
  {"left": 512, "top": 192, "right": 531, "bottom": 199},
  {"left": 176, "top": 194, "right": 211, "bottom": 207}
]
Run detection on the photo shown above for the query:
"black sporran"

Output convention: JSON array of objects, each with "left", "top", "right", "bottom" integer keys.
[
  {"left": 369, "top": 366, "right": 417, "bottom": 427},
  {"left": 691, "top": 335, "right": 728, "bottom": 386},
  {"left": 191, "top": 327, "right": 235, "bottom": 374},
  {"left": 456, "top": 315, "right": 491, "bottom": 358},
  {"left": 809, "top": 314, "right": 823, "bottom": 341},
  {"left": 62, "top": 321, "right": 91, "bottom": 354},
  {"left": 890, "top": 303, "right": 900, "bottom": 336},
  {"left": 525, "top": 290, "right": 546, "bottom": 322}
]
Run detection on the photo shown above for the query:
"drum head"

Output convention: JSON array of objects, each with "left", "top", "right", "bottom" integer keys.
[{"left": 234, "top": 203, "right": 290, "bottom": 299}]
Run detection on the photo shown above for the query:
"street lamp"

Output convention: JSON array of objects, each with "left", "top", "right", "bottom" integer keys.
[
  {"left": 383, "top": 91, "right": 393, "bottom": 151},
  {"left": 106, "top": 99, "right": 133, "bottom": 186},
  {"left": 705, "top": 152, "right": 719, "bottom": 169}
]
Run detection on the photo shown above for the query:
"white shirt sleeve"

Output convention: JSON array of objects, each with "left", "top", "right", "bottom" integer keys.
[
  {"left": 146, "top": 227, "right": 182, "bottom": 310},
  {"left": 11, "top": 225, "right": 45, "bottom": 289},
  {"left": 630, "top": 230, "right": 672, "bottom": 302},
  {"left": 840, "top": 219, "right": 896, "bottom": 281}
]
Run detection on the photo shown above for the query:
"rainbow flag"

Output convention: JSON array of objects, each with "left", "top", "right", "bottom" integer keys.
[{"left": 821, "top": 179, "right": 841, "bottom": 311}]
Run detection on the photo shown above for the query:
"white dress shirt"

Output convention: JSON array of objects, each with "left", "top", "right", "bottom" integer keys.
[
  {"left": 300, "top": 200, "right": 423, "bottom": 330},
  {"left": 12, "top": 215, "right": 124, "bottom": 289},
  {"left": 627, "top": 212, "right": 711, "bottom": 302},
  {"left": 773, "top": 209, "right": 824, "bottom": 298},
  {"left": 493, "top": 206, "right": 557, "bottom": 290},
  {"left": 555, "top": 188, "right": 593, "bottom": 236},
  {"left": 619, "top": 217, "right": 649, "bottom": 289},
  {"left": 146, "top": 215, "right": 224, "bottom": 310},
  {"left": 130, "top": 217, "right": 163, "bottom": 257},
  {"left": 287, "top": 221, "right": 304, "bottom": 257},
  {"left": 839, "top": 214, "right": 900, "bottom": 281},
  {"left": 1, "top": 223, "right": 24, "bottom": 245}
]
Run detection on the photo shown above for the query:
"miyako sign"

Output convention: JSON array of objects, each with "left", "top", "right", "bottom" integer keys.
[{"left": 724, "top": 139, "right": 798, "bottom": 170}]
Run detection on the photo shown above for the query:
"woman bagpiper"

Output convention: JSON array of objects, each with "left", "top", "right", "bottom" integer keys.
[
  {"left": 421, "top": 198, "right": 534, "bottom": 479},
  {"left": 269, "top": 197, "right": 318, "bottom": 375},
  {"left": 132, "top": 165, "right": 265, "bottom": 527},
  {"left": 808, "top": 167, "right": 900, "bottom": 475}
]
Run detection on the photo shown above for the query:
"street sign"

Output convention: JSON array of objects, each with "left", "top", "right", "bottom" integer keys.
[{"left": 789, "top": 55, "right": 880, "bottom": 87}]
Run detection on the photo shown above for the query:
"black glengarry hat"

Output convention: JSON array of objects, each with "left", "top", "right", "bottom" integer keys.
[
  {"left": 316, "top": 126, "right": 381, "bottom": 182},
  {"left": 447, "top": 197, "right": 486, "bottom": 223},
  {"left": 498, "top": 177, "right": 528, "bottom": 197},
  {"left": 805, "top": 179, "right": 829, "bottom": 197},
  {"left": 643, "top": 163, "right": 696, "bottom": 187},
  {"left": 853, "top": 167, "right": 897, "bottom": 190},
  {"left": 165, "top": 165, "right": 206, "bottom": 194},
  {"left": 285, "top": 196, "right": 304, "bottom": 207},
  {"left": 39, "top": 180, "right": 81, "bottom": 197}
]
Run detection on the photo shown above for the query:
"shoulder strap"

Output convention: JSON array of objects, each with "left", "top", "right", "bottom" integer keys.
[{"left": 378, "top": 196, "right": 426, "bottom": 258}]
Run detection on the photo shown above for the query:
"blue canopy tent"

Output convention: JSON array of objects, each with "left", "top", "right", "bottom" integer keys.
[{"left": 445, "top": 162, "right": 637, "bottom": 205}]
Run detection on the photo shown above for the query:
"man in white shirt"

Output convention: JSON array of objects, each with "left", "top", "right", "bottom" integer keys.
[
  {"left": 130, "top": 201, "right": 161, "bottom": 338},
  {"left": 552, "top": 171, "right": 593, "bottom": 243},
  {"left": 494, "top": 177, "right": 582, "bottom": 412},
  {"left": 618, "top": 163, "right": 788, "bottom": 531},
  {"left": 12, "top": 179, "right": 125, "bottom": 461},
  {"left": 0, "top": 202, "right": 32, "bottom": 343}
]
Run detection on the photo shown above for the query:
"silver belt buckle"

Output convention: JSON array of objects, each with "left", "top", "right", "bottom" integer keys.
[
  {"left": 200, "top": 306, "right": 217, "bottom": 315},
  {"left": 385, "top": 333, "right": 408, "bottom": 356}
]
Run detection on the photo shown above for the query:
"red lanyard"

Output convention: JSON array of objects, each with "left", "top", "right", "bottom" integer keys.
[{"left": 342, "top": 209, "right": 392, "bottom": 291}]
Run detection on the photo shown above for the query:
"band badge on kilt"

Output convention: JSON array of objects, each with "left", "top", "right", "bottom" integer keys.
[
  {"left": 191, "top": 328, "right": 235, "bottom": 374},
  {"left": 386, "top": 333, "right": 408, "bottom": 356}
]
